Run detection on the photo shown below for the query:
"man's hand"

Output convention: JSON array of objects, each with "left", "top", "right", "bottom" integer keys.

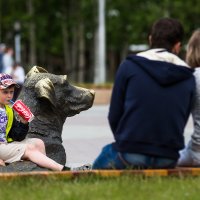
[{"left": 0, "top": 159, "right": 5, "bottom": 166}]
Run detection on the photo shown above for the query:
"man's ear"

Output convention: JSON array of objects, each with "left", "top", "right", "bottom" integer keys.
[
  {"left": 172, "top": 42, "right": 181, "bottom": 55},
  {"left": 148, "top": 35, "right": 152, "bottom": 46}
]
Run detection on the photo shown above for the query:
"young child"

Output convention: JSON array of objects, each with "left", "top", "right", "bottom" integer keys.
[{"left": 0, "top": 73, "right": 90, "bottom": 171}]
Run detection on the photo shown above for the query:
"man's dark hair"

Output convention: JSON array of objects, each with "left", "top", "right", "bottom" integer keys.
[{"left": 149, "top": 18, "right": 184, "bottom": 52}]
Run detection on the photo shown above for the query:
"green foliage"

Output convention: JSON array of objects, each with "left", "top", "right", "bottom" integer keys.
[
  {"left": 1, "top": 0, "right": 199, "bottom": 50},
  {"left": 0, "top": 0, "right": 199, "bottom": 80},
  {"left": 106, "top": 0, "right": 200, "bottom": 49}
]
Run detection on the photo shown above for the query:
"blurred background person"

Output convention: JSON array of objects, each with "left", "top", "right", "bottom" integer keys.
[
  {"left": 2, "top": 47, "right": 14, "bottom": 75},
  {"left": 11, "top": 62, "right": 25, "bottom": 101},
  {"left": 177, "top": 29, "right": 200, "bottom": 167},
  {"left": 0, "top": 44, "right": 6, "bottom": 73}
]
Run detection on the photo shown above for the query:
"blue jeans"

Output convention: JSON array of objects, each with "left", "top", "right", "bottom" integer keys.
[{"left": 92, "top": 144, "right": 177, "bottom": 169}]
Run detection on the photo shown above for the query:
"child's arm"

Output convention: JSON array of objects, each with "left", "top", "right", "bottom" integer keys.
[
  {"left": 8, "top": 117, "right": 29, "bottom": 141},
  {"left": 18, "top": 115, "right": 28, "bottom": 124}
]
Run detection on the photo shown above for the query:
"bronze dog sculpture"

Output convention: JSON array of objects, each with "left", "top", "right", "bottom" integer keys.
[{"left": 0, "top": 66, "right": 95, "bottom": 172}]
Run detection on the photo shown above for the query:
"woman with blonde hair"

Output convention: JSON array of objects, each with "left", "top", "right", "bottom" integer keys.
[{"left": 178, "top": 29, "right": 200, "bottom": 166}]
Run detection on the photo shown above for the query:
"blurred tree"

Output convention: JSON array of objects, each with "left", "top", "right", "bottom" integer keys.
[
  {"left": 27, "top": 0, "right": 36, "bottom": 65},
  {"left": 0, "top": 0, "right": 199, "bottom": 82},
  {"left": 106, "top": 0, "right": 200, "bottom": 80}
]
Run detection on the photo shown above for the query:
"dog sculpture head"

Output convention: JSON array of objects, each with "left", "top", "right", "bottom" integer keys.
[
  {"left": 17, "top": 66, "right": 95, "bottom": 165},
  {"left": 18, "top": 66, "right": 95, "bottom": 136},
  {"left": 14, "top": 66, "right": 94, "bottom": 164}
]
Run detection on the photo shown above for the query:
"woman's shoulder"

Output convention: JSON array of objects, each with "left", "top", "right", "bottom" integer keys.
[
  {"left": 194, "top": 68, "right": 200, "bottom": 77},
  {"left": 193, "top": 68, "right": 200, "bottom": 88}
]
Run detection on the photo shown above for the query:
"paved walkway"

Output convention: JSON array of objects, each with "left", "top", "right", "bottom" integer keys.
[
  {"left": 62, "top": 105, "right": 193, "bottom": 167},
  {"left": 62, "top": 105, "right": 114, "bottom": 167}
]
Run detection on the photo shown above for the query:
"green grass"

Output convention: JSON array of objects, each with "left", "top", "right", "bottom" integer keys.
[{"left": 0, "top": 175, "right": 200, "bottom": 200}]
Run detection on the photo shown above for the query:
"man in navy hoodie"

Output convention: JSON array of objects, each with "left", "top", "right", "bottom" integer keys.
[{"left": 93, "top": 18, "right": 195, "bottom": 169}]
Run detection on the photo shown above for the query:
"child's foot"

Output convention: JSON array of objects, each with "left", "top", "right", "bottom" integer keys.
[
  {"left": 72, "top": 163, "right": 92, "bottom": 171},
  {"left": 62, "top": 166, "right": 71, "bottom": 171}
]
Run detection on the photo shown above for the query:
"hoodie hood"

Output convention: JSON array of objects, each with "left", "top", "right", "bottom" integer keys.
[{"left": 127, "top": 49, "right": 194, "bottom": 86}]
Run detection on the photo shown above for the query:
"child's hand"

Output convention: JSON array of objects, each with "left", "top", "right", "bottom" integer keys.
[
  {"left": 18, "top": 115, "right": 28, "bottom": 124},
  {"left": 0, "top": 159, "right": 5, "bottom": 166}
]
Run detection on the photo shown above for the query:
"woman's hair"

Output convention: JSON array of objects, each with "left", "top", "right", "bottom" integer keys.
[
  {"left": 150, "top": 18, "right": 184, "bottom": 52},
  {"left": 186, "top": 29, "right": 200, "bottom": 68}
]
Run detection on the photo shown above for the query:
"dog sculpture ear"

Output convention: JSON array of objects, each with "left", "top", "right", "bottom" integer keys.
[
  {"left": 35, "top": 78, "right": 56, "bottom": 107},
  {"left": 26, "top": 66, "right": 48, "bottom": 79}
]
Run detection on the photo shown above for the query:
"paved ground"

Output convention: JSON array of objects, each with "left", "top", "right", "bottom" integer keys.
[{"left": 62, "top": 105, "right": 193, "bottom": 167}]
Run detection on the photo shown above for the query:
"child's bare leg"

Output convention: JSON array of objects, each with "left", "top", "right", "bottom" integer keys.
[
  {"left": 0, "top": 159, "right": 5, "bottom": 166},
  {"left": 32, "top": 138, "right": 46, "bottom": 155},
  {"left": 22, "top": 143, "right": 63, "bottom": 171}
]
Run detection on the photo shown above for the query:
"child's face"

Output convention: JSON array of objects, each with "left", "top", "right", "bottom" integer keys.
[{"left": 0, "top": 86, "right": 14, "bottom": 106}]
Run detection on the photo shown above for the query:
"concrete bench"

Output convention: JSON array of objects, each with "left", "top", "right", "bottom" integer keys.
[{"left": 1, "top": 168, "right": 200, "bottom": 179}]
